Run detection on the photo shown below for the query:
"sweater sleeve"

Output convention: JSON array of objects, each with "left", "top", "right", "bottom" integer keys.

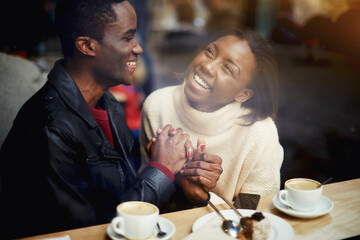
[
  {"left": 139, "top": 95, "right": 156, "bottom": 171},
  {"left": 239, "top": 119, "right": 284, "bottom": 196}
]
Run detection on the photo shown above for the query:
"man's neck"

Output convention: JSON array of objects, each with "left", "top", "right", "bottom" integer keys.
[{"left": 63, "top": 58, "right": 106, "bottom": 107}]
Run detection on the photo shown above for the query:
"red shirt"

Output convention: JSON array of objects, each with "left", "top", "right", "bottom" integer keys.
[{"left": 89, "top": 105, "right": 114, "bottom": 147}]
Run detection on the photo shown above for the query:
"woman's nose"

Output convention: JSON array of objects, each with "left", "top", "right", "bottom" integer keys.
[
  {"left": 202, "top": 60, "right": 216, "bottom": 78},
  {"left": 133, "top": 39, "right": 143, "bottom": 55}
]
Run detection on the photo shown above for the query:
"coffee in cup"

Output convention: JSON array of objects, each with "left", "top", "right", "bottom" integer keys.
[
  {"left": 278, "top": 178, "right": 322, "bottom": 212},
  {"left": 111, "top": 201, "right": 159, "bottom": 239}
]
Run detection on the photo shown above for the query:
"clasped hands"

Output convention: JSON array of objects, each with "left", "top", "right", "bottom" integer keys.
[{"left": 147, "top": 124, "right": 222, "bottom": 204}]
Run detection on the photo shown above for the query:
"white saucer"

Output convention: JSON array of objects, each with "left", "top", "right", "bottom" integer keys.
[
  {"left": 193, "top": 209, "right": 293, "bottom": 240},
  {"left": 272, "top": 195, "right": 334, "bottom": 219},
  {"left": 107, "top": 216, "right": 175, "bottom": 240}
]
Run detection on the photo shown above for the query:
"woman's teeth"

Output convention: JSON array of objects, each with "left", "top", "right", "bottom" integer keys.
[{"left": 194, "top": 74, "right": 210, "bottom": 89}]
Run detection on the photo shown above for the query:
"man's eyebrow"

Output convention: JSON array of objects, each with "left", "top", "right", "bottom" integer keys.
[{"left": 122, "top": 29, "right": 136, "bottom": 36}]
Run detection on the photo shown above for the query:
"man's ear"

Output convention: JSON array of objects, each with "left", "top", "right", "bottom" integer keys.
[
  {"left": 75, "top": 36, "right": 97, "bottom": 56},
  {"left": 235, "top": 88, "right": 253, "bottom": 103}
]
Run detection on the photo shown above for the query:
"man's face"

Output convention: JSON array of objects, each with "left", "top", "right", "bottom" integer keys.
[{"left": 94, "top": 1, "right": 143, "bottom": 87}]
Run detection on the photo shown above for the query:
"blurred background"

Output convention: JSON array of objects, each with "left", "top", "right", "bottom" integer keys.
[{"left": 1, "top": 0, "right": 359, "bottom": 186}]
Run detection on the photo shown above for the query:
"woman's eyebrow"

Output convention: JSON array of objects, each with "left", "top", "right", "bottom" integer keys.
[
  {"left": 227, "top": 58, "right": 240, "bottom": 75},
  {"left": 213, "top": 42, "right": 240, "bottom": 75},
  {"left": 211, "top": 42, "right": 219, "bottom": 52}
]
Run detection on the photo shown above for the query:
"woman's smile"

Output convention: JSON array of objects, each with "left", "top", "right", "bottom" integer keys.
[{"left": 194, "top": 73, "right": 211, "bottom": 90}]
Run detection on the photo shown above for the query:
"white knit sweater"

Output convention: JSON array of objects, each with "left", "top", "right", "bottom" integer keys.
[{"left": 140, "top": 84, "right": 283, "bottom": 204}]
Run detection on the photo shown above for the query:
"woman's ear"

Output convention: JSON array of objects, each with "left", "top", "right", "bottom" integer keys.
[
  {"left": 75, "top": 36, "right": 97, "bottom": 56},
  {"left": 235, "top": 88, "right": 253, "bottom": 103}
]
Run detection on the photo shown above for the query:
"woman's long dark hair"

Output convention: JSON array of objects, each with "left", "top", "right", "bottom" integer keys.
[{"left": 215, "top": 29, "right": 279, "bottom": 125}]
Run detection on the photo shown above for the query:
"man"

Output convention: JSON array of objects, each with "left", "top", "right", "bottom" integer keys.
[{"left": 0, "top": 0, "right": 195, "bottom": 238}]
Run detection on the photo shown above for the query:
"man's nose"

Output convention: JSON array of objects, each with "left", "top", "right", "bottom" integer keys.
[{"left": 133, "top": 39, "right": 143, "bottom": 55}]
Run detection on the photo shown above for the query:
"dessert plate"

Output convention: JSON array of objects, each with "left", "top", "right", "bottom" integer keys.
[
  {"left": 272, "top": 195, "right": 334, "bottom": 219},
  {"left": 193, "top": 209, "right": 293, "bottom": 240},
  {"left": 107, "top": 216, "right": 175, "bottom": 240}
]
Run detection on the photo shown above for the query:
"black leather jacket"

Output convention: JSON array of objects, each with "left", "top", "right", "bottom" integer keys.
[{"left": 0, "top": 60, "right": 175, "bottom": 239}]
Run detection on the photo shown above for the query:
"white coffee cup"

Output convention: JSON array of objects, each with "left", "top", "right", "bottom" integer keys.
[
  {"left": 278, "top": 178, "right": 322, "bottom": 212},
  {"left": 111, "top": 201, "right": 159, "bottom": 239}
]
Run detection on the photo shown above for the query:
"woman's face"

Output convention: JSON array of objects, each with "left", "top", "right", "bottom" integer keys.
[{"left": 184, "top": 35, "right": 256, "bottom": 112}]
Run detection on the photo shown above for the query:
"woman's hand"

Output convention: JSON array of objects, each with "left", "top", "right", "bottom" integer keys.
[
  {"left": 180, "top": 138, "right": 223, "bottom": 192},
  {"left": 176, "top": 174, "right": 209, "bottom": 204}
]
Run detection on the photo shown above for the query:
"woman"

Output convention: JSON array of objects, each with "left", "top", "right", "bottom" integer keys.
[{"left": 140, "top": 29, "right": 283, "bottom": 204}]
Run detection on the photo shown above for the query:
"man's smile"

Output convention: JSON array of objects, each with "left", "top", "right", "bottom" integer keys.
[{"left": 127, "top": 60, "right": 137, "bottom": 72}]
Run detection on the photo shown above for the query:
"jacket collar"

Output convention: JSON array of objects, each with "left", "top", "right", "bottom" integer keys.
[{"left": 47, "top": 59, "right": 115, "bottom": 129}]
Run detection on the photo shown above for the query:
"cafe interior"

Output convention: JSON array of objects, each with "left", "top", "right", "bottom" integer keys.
[{"left": 0, "top": 0, "right": 359, "bottom": 239}]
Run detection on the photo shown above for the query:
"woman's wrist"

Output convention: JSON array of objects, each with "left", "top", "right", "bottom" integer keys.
[{"left": 193, "top": 192, "right": 211, "bottom": 207}]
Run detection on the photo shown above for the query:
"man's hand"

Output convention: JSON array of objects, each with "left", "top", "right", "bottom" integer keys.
[
  {"left": 149, "top": 125, "right": 193, "bottom": 175},
  {"left": 180, "top": 138, "right": 223, "bottom": 192},
  {"left": 146, "top": 128, "right": 193, "bottom": 160}
]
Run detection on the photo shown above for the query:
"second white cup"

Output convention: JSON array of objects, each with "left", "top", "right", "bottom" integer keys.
[
  {"left": 111, "top": 201, "right": 159, "bottom": 239},
  {"left": 278, "top": 178, "right": 323, "bottom": 212}
]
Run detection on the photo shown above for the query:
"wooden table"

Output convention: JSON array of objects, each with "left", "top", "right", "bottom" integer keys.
[{"left": 18, "top": 178, "right": 360, "bottom": 240}]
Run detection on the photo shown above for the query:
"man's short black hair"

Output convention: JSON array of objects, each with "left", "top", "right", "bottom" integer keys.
[{"left": 55, "top": 0, "right": 126, "bottom": 57}]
